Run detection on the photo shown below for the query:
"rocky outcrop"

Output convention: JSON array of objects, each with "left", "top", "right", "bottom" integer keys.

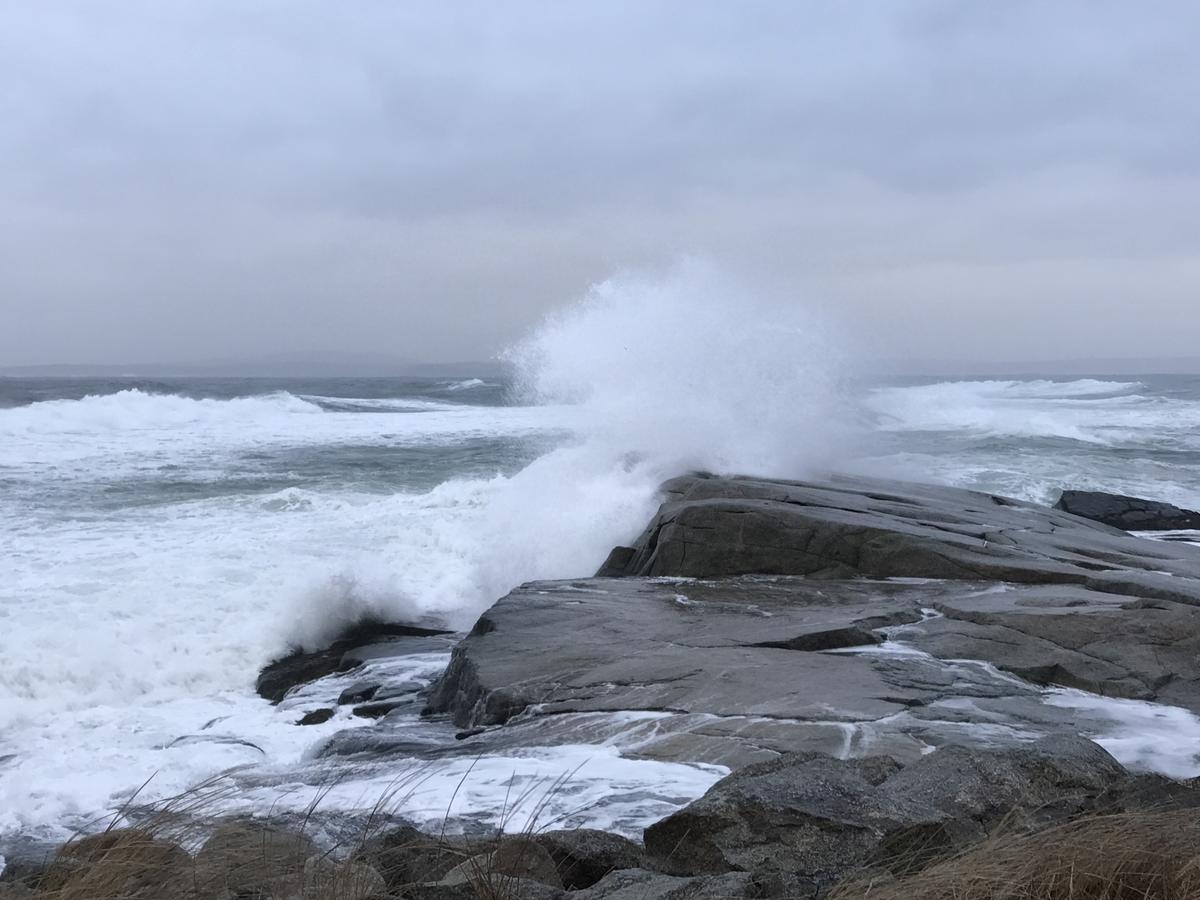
[
  {"left": 596, "top": 474, "right": 1200, "bottom": 601},
  {"left": 1055, "top": 489, "right": 1200, "bottom": 531},
  {"left": 421, "top": 473, "right": 1200, "bottom": 771},
  {"left": 256, "top": 620, "right": 452, "bottom": 703},
  {"left": 643, "top": 736, "right": 1124, "bottom": 891}
]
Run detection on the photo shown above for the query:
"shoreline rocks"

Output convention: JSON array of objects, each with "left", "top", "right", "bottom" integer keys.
[
  {"left": 28, "top": 472, "right": 1196, "bottom": 897},
  {"left": 1055, "top": 488, "right": 1200, "bottom": 531}
]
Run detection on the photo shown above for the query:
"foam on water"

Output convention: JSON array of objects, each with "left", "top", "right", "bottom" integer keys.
[
  {"left": 0, "top": 264, "right": 851, "bottom": 840},
  {"left": 3, "top": 268, "right": 1199, "bottom": 841},
  {"left": 1045, "top": 690, "right": 1200, "bottom": 779},
  {"left": 860, "top": 376, "right": 1200, "bottom": 507}
]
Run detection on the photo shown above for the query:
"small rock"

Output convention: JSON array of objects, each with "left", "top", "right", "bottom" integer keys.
[
  {"left": 351, "top": 700, "right": 408, "bottom": 719},
  {"left": 297, "top": 708, "right": 335, "bottom": 726},
  {"left": 337, "top": 682, "right": 381, "bottom": 705}
]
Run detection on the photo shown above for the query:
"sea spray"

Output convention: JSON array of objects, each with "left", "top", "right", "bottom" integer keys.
[{"left": 291, "top": 262, "right": 857, "bottom": 642}]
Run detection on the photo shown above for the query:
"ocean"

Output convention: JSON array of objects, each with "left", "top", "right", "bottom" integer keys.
[{"left": 3, "top": 366, "right": 1200, "bottom": 843}]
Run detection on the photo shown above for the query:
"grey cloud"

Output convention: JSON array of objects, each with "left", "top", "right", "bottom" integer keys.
[{"left": 2, "top": 1, "right": 1199, "bottom": 366}]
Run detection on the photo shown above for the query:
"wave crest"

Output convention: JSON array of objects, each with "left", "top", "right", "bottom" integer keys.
[{"left": 0, "top": 389, "right": 321, "bottom": 435}]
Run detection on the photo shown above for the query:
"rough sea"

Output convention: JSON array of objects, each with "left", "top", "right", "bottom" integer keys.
[{"left": 4, "top": 307, "right": 1200, "bottom": 846}]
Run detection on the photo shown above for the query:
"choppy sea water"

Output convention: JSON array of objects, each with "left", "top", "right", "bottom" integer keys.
[{"left": 2, "top": 371, "right": 1200, "bottom": 843}]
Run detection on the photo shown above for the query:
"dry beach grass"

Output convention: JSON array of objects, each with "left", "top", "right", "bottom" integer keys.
[
  {"left": 833, "top": 810, "right": 1200, "bottom": 900},
  {"left": 15, "top": 808, "right": 1200, "bottom": 898},
  {"left": 3, "top": 767, "right": 588, "bottom": 899}
]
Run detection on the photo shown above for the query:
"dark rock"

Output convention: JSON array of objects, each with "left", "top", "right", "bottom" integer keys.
[
  {"left": 297, "top": 707, "right": 335, "bottom": 725},
  {"left": 643, "top": 736, "right": 1126, "bottom": 886},
  {"left": 352, "top": 700, "right": 410, "bottom": 719},
  {"left": 374, "top": 680, "right": 424, "bottom": 700},
  {"left": 439, "top": 836, "right": 562, "bottom": 889},
  {"left": 256, "top": 619, "right": 452, "bottom": 703},
  {"left": 533, "top": 829, "right": 644, "bottom": 889},
  {"left": 1056, "top": 489, "right": 1200, "bottom": 531},
  {"left": 598, "top": 474, "right": 1200, "bottom": 603},
  {"left": 338, "top": 682, "right": 381, "bottom": 705},
  {"left": 357, "top": 824, "right": 480, "bottom": 891}
]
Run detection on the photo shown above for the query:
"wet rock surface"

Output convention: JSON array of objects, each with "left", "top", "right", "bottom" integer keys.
[
  {"left": 1055, "top": 488, "right": 1200, "bottom": 531},
  {"left": 644, "top": 735, "right": 1124, "bottom": 889},
  {"left": 220, "top": 473, "right": 1200, "bottom": 896},
  {"left": 597, "top": 474, "right": 1200, "bottom": 598},
  {"left": 255, "top": 620, "right": 453, "bottom": 703}
]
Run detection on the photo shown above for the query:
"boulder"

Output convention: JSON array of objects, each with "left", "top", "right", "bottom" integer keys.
[
  {"left": 438, "top": 836, "right": 562, "bottom": 890},
  {"left": 337, "top": 682, "right": 381, "bottom": 705},
  {"left": 297, "top": 708, "right": 335, "bottom": 725},
  {"left": 357, "top": 824, "right": 478, "bottom": 890},
  {"left": 533, "top": 829, "right": 644, "bottom": 889},
  {"left": 194, "top": 820, "right": 317, "bottom": 897},
  {"left": 643, "top": 736, "right": 1126, "bottom": 887},
  {"left": 1055, "top": 489, "right": 1200, "bottom": 531}
]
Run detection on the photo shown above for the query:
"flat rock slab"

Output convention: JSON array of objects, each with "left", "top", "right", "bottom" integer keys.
[
  {"left": 908, "top": 585, "right": 1200, "bottom": 711},
  {"left": 423, "top": 576, "right": 1166, "bottom": 768},
  {"left": 597, "top": 474, "right": 1200, "bottom": 606}
]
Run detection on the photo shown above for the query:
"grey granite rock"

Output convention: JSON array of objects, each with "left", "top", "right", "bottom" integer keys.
[{"left": 1055, "top": 489, "right": 1200, "bottom": 531}]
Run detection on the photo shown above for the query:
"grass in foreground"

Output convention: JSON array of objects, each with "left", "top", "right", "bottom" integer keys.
[{"left": 833, "top": 810, "right": 1200, "bottom": 900}]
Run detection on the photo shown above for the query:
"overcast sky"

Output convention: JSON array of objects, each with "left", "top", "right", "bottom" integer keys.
[{"left": 3, "top": 1, "right": 1199, "bottom": 367}]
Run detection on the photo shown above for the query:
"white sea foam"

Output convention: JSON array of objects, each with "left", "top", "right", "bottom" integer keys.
[
  {"left": 866, "top": 378, "right": 1200, "bottom": 443},
  {"left": 1045, "top": 689, "right": 1200, "bottom": 779},
  {"left": 444, "top": 378, "right": 491, "bottom": 391},
  {"left": 859, "top": 376, "right": 1200, "bottom": 507},
  {"left": 0, "top": 262, "right": 853, "bottom": 840},
  {"left": 292, "top": 261, "right": 856, "bottom": 643}
]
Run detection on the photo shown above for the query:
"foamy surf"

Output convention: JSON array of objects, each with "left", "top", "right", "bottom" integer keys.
[
  {"left": 3, "top": 267, "right": 1200, "bottom": 844},
  {"left": 0, "top": 265, "right": 857, "bottom": 841}
]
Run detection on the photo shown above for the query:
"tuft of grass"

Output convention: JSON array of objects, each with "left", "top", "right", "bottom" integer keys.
[
  {"left": 832, "top": 810, "right": 1200, "bottom": 900},
  {"left": 17, "top": 761, "right": 596, "bottom": 899}
]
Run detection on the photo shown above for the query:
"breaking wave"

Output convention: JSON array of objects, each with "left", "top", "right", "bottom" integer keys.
[{"left": 292, "top": 261, "right": 857, "bottom": 644}]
